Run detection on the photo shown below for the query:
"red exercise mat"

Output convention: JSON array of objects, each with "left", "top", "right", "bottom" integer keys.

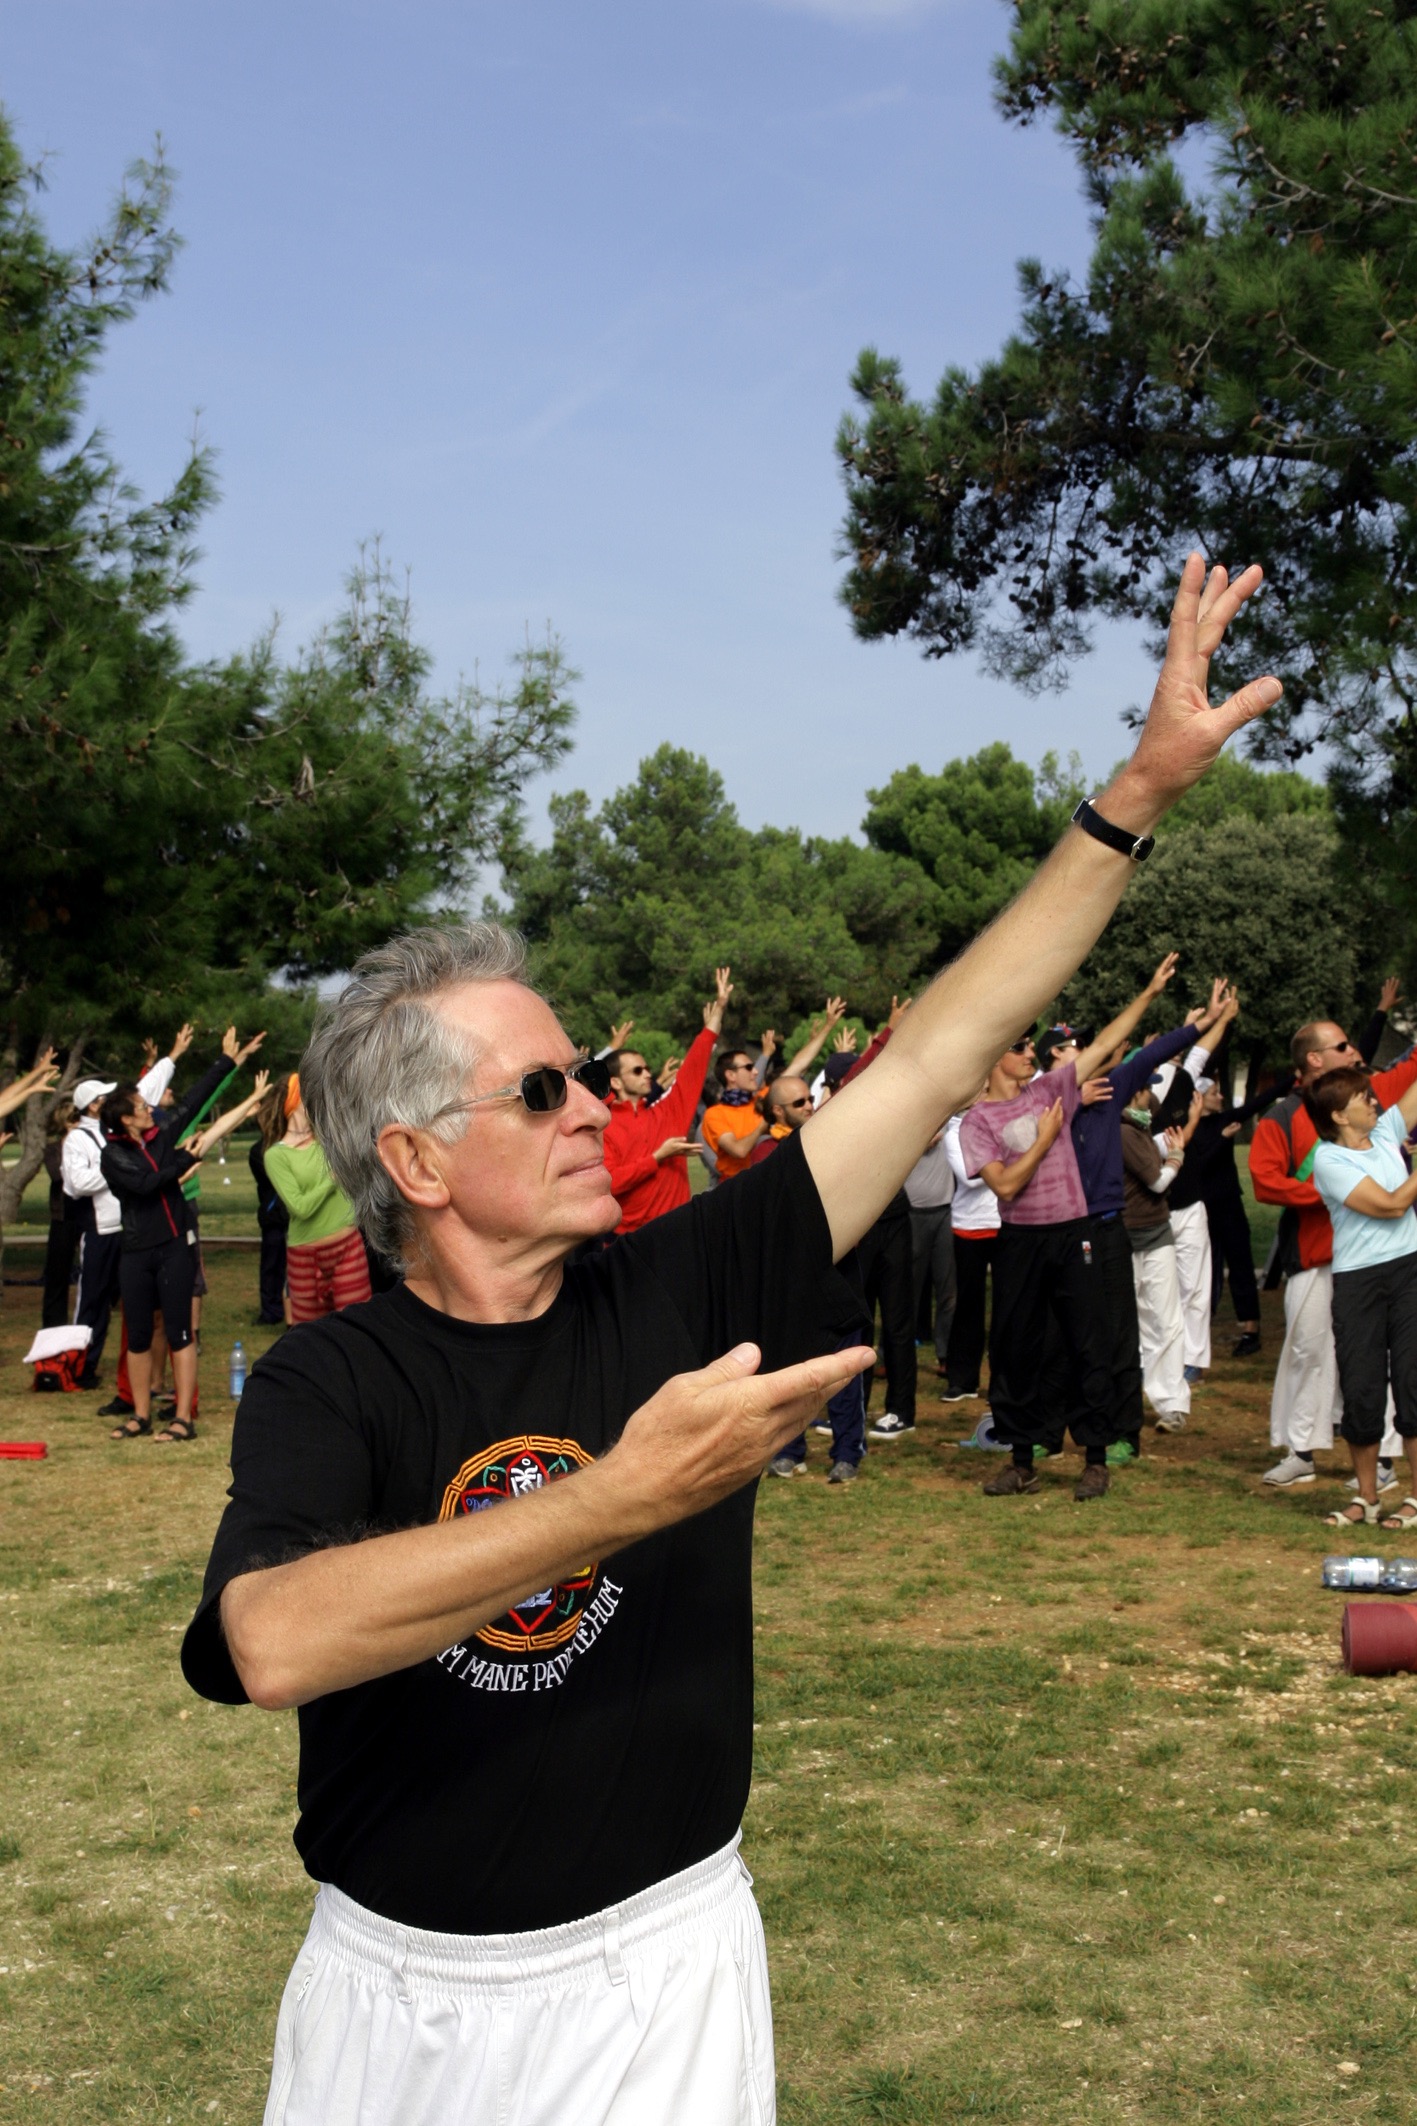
[
  {"left": 1343, "top": 1600, "right": 1417, "bottom": 1675},
  {"left": 0, "top": 1441, "right": 47, "bottom": 1459}
]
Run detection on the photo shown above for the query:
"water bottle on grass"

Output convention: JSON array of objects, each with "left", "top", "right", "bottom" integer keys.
[
  {"left": 229, "top": 1340, "right": 247, "bottom": 1399},
  {"left": 1323, "top": 1556, "right": 1417, "bottom": 1593}
]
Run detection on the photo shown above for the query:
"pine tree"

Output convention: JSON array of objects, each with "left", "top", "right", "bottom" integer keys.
[{"left": 837, "top": 0, "right": 1417, "bottom": 773}]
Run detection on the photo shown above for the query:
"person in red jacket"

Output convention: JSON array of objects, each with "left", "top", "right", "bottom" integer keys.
[
  {"left": 602, "top": 967, "right": 733, "bottom": 1232},
  {"left": 1250, "top": 1016, "right": 1417, "bottom": 1487}
]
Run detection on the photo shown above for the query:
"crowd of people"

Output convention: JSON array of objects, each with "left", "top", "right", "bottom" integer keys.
[
  {"left": 595, "top": 957, "right": 1417, "bottom": 1510},
  {"left": 7, "top": 961, "right": 1416, "bottom": 1511},
  {"left": 13, "top": 1027, "right": 395, "bottom": 1439}
]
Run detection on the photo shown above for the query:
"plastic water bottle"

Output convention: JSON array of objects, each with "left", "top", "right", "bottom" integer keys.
[
  {"left": 1323, "top": 1555, "right": 1417, "bottom": 1593},
  {"left": 229, "top": 1340, "right": 247, "bottom": 1399}
]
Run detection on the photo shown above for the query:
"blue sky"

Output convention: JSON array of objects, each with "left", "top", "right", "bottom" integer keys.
[{"left": 2, "top": 0, "right": 1170, "bottom": 847}]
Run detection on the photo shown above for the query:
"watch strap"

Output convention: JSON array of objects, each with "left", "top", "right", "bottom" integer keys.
[{"left": 1071, "top": 798, "right": 1155, "bottom": 864}]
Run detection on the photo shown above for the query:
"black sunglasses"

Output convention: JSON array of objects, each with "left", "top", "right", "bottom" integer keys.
[
  {"left": 1008, "top": 1036, "right": 1036, "bottom": 1054},
  {"left": 435, "top": 1053, "right": 613, "bottom": 1122}
]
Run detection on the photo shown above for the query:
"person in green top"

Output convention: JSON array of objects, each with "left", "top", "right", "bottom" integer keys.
[{"left": 265, "top": 1074, "right": 372, "bottom": 1321}]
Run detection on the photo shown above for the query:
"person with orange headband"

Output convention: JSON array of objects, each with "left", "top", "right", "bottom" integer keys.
[{"left": 264, "top": 1072, "right": 372, "bottom": 1322}]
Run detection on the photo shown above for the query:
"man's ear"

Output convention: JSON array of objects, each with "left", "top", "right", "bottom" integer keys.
[{"left": 376, "top": 1124, "right": 452, "bottom": 1213}]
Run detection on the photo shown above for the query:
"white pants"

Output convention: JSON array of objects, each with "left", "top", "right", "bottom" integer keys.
[
  {"left": 1170, "top": 1203, "right": 1213, "bottom": 1372},
  {"left": 1271, "top": 1264, "right": 1400, "bottom": 1457},
  {"left": 263, "top": 1835, "right": 775, "bottom": 2126},
  {"left": 1132, "top": 1241, "right": 1190, "bottom": 1420}
]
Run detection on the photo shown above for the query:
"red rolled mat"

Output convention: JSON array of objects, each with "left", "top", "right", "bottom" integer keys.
[
  {"left": 1343, "top": 1601, "right": 1417, "bottom": 1675},
  {"left": 0, "top": 1441, "right": 47, "bottom": 1459}
]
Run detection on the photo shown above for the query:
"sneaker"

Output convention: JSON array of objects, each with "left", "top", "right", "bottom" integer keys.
[
  {"left": 1263, "top": 1451, "right": 1316, "bottom": 1487},
  {"left": 868, "top": 1412, "right": 915, "bottom": 1440},
  {"left": 1106, "top": 1439, "right": 1138, "bottom": 1467},
  {"left": 1183, "top": 1364, "right": 1204, "bottom": 1386},
  {"left": 809, "top": 1419, "right": 833, "bottom": 1436},
  {"left": 1347, "top": 1460, "right": 1397, "bottom": 1495},
  {"left": 96, "top": 1395, "right": 134, "bottom": 1419},
  {"left": 1232, "top": 1331, "right": 1262, "bottom": 1359},
  {"left": 939, "top": 1388, "right": 977, "bottom": 1403},
  {"left": 768, "top": 1454, "right": 807, "bottom": 1478},
  {"left": 826, "top": 1460, "right": 859, "bottom": 1484},
  {"left": 1074, "top": 1462, "right": 1110, "bottom": 1501},
  {"left": 982, "top": 1463, "right": 1040, "bottom": 1496},
  {"left": 1154, "top": 1411, "right": 1188, "bottom": 1433}
]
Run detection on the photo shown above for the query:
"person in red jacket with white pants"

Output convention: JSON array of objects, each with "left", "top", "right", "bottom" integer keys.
[
  {"left": 602, "top": 967, "right": 733, "bottom": 1233},
  {"left": 1250, "top": 1016, "right": 1417, "bottom": 1486}
]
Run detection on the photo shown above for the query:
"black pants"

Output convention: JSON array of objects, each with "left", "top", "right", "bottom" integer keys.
[
  {"left": 75, "top": 1229, "right": 123, "bottom": 1384},
  {"left": 857, "top": 1206, "right": 916, "bottom": 1425},
  {"left": 989, "top": 1219, "right": 1114, "bottom": 1456},
  {"left": 910, "top": 1204, "right": 956, "bottom": 1364},
  {"left": 42, "top": 1215, "right": 79, "bottom": 1329},
  {"left": 1333, "top": 1254, "right": 1417, "bottom": 1446},
  {"left": 257, "top": 1223, "right": 288, "bottom": 1322},
  {"left": 1206, "top": 1189, "right": 1259, "bottom": 1322},
  {"left": 946, "top": 1234, "right": 996, "bottom": 1394},
  {"left": 121, "top": 1237, "right": 198, "bottom": 1355},
  {"left": 1039, "top": 1214, "right": 1143, "bottom": 1452}
]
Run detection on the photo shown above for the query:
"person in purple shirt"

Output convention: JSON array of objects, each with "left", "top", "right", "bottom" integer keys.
[
  {"left": 1036, "top": 970, "right": 1232, "bottom": 1463},
  {"left": 959, "top": 959, "right": 1191, "bottom": 1501}
]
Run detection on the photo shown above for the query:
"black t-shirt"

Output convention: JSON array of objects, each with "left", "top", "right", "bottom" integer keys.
[{"left": 181, "top": 1134, "right": 853, "bottom": 1934}]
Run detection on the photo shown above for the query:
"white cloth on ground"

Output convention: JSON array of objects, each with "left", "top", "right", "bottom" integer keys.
[
  {"left": 1132, "top": 1241, "right": 1190, "bottom": 1420},
  {"left": 1170, "top": 1201, "right": 1213, "bottom": 1371},
  {"left": 262, "top": 1834, "right": 775, "bottom": 2126}
]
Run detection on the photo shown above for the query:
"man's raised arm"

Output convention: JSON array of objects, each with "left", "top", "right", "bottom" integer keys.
[{"left": 800, "top": 555, "right": 1281, "bottom": 1259}]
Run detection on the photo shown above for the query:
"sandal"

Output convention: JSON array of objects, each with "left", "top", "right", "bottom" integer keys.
[
  {"left": 154, "top": 1417, "right": 197, "bottom": 1443},
  {"left": 1382, "top": 1495, "right": 1417, "bottom": 1530},
  {"left": 1326, "top": 1495, "right": 1381, "bottom": 1527},
  {"left": 109, "top": 1415, "right": 152, "bottom": 1441}
]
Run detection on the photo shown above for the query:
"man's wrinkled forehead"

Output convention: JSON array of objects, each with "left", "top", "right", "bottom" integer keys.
[{"left": 430, "top": 980, "right": 576, "bottom": 1091}]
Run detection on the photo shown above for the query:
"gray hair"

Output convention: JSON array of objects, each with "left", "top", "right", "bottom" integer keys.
[{"left": 302, "top": 921, "right": 531, "bottom": 1269}]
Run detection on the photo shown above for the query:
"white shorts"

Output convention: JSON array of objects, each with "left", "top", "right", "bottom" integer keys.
[{"left": 263, "top": 1833, "right": 775, "bottom": 2126}]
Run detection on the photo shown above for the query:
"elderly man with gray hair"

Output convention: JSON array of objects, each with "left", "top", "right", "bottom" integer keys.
[{"left": 182, "top": 556, "right": 1276, "bottom": 2126}]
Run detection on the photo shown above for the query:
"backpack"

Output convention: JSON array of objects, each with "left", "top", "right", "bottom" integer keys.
[{"left": 23, "top": 1325, "right": 92, "bottom": 1393}]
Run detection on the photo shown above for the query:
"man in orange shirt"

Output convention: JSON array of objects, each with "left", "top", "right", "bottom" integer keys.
[
  {"left": 602, "top": 968, "right": 732, "bottom": 1233},
  {"left": 701, "top": 1004, "right": 849, "bottom": 1182},
  {"left": 1251, "top": 1017, "right": 1417, "bottom": 1485}
]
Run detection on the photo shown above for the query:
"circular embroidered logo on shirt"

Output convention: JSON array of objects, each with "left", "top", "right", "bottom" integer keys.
[{"left": 438, "top": 1436, "right": 599, "bottom": 1653}]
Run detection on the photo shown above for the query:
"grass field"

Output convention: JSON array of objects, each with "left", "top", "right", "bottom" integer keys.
[{"left": 2, "top": 1231, "right": 1415, "bottom": 2123}]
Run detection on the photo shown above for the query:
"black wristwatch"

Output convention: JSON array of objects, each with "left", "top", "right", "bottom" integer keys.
[{"left": 1071, "top": 798, "right": 1155, "bottom": 863}]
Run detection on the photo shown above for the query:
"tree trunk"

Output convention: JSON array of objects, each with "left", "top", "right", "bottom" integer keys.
[{"left": 0, "top": 1037, "right": 87, "bottom": 1289}]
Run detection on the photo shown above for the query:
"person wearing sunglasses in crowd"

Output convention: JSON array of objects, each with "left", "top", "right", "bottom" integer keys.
[
  {"left": 601, "top": 968, "right": 733, "bottom": 1234},
  {"left": 1252, "top": 1013, "right": 1417, "bottom": 1488},
  {"left": 181, "top": 556, "right": 1276, "bottom": 2126},
  {"left": 264, "top": 1073, "right": 373, "bottom": 1323},
  {"left": 959, "top": 972, "right": 1203, "bottom": 1500},
  {"left": 1035, "top": 968, "right": 1232, "bottom": 1462}
]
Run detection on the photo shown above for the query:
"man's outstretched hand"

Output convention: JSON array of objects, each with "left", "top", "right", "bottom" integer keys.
[
  {"left": 1111, "top": 556, "right": 1281, "bottom": 829},
  {"left": 610, "top": 1342, "right": 876, "bottom": 1528}
]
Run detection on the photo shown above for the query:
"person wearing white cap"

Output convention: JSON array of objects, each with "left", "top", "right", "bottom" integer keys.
[{"left": 63, "top": 1031, "right": 194, "bottom": 1389}]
